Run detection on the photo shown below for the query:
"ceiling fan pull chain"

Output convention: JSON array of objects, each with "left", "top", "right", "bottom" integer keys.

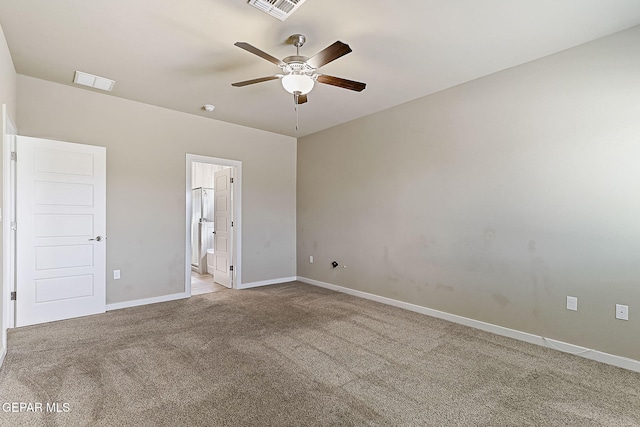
[{"left": 294, "top": 92, "right": 299, "bottom": 131}]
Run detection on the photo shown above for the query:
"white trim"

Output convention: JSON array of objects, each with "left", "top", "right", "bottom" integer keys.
[
  {"left": 237, "top": 276, "right": 297, "bottom": 290},
  {"left": 105, "top": 276, "right": 295, "bottom": 311},
  {"left": 185, "top": 159, "right": 192, "bottom": 295},
  {"left": 185, "top": 154, "right": 242, "bottom": 294},
  {"left": 2, "top": 105, "right": 16, "bottom": 368},
  {"left": 106, "top": 292, "right": 189, "bottom": 311},
  {"left": 297, "top": 276, "right": 640, "bottom": 373}
]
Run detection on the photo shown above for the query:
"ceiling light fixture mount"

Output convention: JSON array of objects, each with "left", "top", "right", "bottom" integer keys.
[{"left": 290, "top": 34, "right": 306, "bottom": 50}]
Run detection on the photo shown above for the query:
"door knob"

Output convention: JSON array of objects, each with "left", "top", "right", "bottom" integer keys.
[{"left": 89, "top": 236, "right": 104, "bottom": 242}]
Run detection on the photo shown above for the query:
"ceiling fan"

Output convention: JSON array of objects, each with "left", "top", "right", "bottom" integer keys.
[{"left": 231, "top": 34, "right": 366, "bottom": 107}]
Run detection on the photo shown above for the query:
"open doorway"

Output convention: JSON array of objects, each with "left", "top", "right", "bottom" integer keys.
[{"left": 185, "top": 154, "right": 241, "bottom": 296}]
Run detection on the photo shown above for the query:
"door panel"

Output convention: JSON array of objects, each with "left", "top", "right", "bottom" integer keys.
[
  {"left": 35, "top": 214, "right": 94, "bottom": 237},
  {"left": 213, "top": 168, "right": 232, "bottom": 288},
  {"left": 35, "top": 245, "right": 94, "bottom": 270},
  {"left": 34, "top": 150, "right": 94, "bottom": 176},
  {"left": 35, "top": 181, "right": 94, "bottom": 206},
  {"left": 16, "top": 136, "right": 106, "bottom": 327},
  {"left": 35, "top": 275, "right": 94, "bottom": 303}
]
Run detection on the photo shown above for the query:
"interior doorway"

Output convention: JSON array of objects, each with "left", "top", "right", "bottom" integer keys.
[{"left": 185, "top": 154, "right": 241, "bottom": 295}]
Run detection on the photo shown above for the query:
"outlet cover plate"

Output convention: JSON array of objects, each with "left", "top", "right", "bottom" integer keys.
[
  {"left": 616, "top": 304, "right": 629, "bottom": 320},
  {"left": 566, "top": 296, "right": 578, "bottom": 311}
]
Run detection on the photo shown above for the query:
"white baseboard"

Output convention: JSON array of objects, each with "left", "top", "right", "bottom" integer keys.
[
  {"left": 105, "top": 275, "right": 298, "bottom": 311},
  {"left": 297, "top": 276, "right": 640, "bottom": 373},
  {"left": 237, "top": 276, "right": 297, "bottom": 290},
  {"left": 106, "top": 292, "right": 189, "bottom": 311},
  {"left": 0, "top": 346, "right": 6, "bottom": 368}
]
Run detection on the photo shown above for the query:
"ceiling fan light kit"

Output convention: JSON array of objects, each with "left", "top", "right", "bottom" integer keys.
[
  {"left": 281, "top": 74, "right": 314, "bottom": 95},
  {"left": 231, "top": 34, "right": 366, "bottom": 130}
]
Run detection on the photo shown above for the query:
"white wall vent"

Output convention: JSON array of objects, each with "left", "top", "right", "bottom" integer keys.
[{"left": 248, "top": 0, "right": 306, "bottom": 21}]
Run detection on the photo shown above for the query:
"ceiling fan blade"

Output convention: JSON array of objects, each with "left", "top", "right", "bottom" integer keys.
[
  {"left": 231, "top": 75, "right": 280, "bottom": 87},
  {"left": 306, "top": 41, "right": 352, "bottom": 69},
  {"left": 234, "top": 42, "right": 285, "bottom": 67},
  {"left": 316, "top": 74, "right": 366, "bottom": 92},
  {"left": 295, "top": 93, "right": 308, "bottom": 105}
]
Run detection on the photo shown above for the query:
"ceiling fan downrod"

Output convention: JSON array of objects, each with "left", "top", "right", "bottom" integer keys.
[{"left": 291, "top": 34, "right": 306, "bottom": 56}]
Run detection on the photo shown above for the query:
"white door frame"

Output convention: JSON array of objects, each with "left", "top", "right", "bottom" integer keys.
[
  {"left": 2, "top": 105, "right": 17, "bottom": 340},
  {"left": 185, "top": 154, "right": 241, "bottom": 293}
]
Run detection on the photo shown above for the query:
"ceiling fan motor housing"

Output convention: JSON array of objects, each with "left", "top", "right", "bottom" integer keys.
[{"left": 282, "top": 56, "right": 315, "bottom": 75}]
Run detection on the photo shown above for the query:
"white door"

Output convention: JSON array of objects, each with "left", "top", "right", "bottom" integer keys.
[
  {"left": 213, "top": 168, "right": 232, "bottom": 288},
  {"left": 16, "top": 136, "right": 106, "bottom": 327}
]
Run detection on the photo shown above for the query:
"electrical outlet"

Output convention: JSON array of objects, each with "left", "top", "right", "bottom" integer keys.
[
  {"left": 566, "top": 296, "right": 578, "bottom": 311},
  {"left": 113, "top": 270, "right": 121, "bottom": 280},
  {"left": 309, "top": 256, "right": 313, "bottom": 263},
  {"left": 615, "top": 304, "right": 629, "bottom": 320}
]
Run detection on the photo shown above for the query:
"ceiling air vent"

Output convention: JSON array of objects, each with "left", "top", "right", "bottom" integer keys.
[
  {"left": 248, "top": 0, "right": 306, "bottom": 21},
  {"left": 73, "top": 71, "right": 115, "bottom": 91}
]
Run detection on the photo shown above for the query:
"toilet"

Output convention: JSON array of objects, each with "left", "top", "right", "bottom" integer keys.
[{"left": 206, "top": 248, "right": 215, "bottom": 276}]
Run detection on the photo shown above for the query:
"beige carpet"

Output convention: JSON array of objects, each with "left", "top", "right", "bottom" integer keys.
[{"left": 1, "top": 282, "right": 639, "bottom": 426}]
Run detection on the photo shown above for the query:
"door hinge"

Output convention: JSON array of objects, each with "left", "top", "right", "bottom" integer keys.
[
  {"left": 10, "top": 151, "right": 16, "bottom": 161},
  {"left": 11, "top": 222, "right": 16, "bottom": 231},
  {"left": 10, "top": 291, "right": 16, "bottom": 301},
  {"left": 230, "top": 177, "right": 234, "bottom": 184},
  {"left": 229, "top": 265, "right": 234, "bottom": 272},
  {"left": 231, "top": 221, "right": 234, "bottom": 227}
]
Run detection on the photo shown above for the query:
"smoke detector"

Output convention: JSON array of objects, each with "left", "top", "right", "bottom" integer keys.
[{"left": 248, "top": 0, "right": 307, "bottom": 21}]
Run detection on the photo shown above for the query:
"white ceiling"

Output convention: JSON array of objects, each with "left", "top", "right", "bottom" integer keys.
[{"left": 1, "top": 0, "right": 640, "bottom": 137}]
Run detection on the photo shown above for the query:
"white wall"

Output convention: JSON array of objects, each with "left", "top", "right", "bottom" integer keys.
[
  {"left": 297, "top": 26, "right": 640, "bottom": 361},
  {"left": 17, "top": 75, "right": 296, "bottom": 304}
]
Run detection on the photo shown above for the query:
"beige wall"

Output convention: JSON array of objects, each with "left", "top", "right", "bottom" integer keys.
[
  {"left": 297, "top": 26, "right": 640, "bottom": 361},
  {"left": 0, "top": 26, "right": 16, "bottom": 122},
  {"left": 0, "top": 23, "right": 17, "bottom": 359},
  {"left": 18, "top": 75, "right": 296, "bottom": 304}
]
